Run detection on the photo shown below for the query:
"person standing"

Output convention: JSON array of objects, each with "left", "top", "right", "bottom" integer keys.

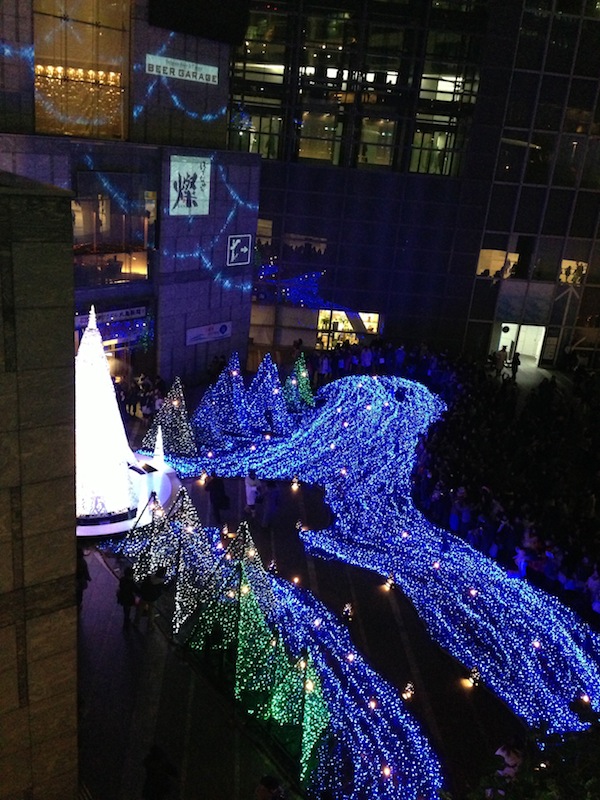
[
  {"left": 76, "top": 547, "right": 91, "bottom": 612},
  {"left": 135, "top": 566, "right": 166, "bottom": 628},
  {"left": 494, "top": 345, "right": 508, "bottom": 377},
  {"left": 254, "top": 775, "right": 285, "bottom": 799},
  {"left": 205, "top": 473, "right": 229, "bottom": 526},
  {"left": 511, "top": 351, "right": 521, "bottom": 381},
  {"left": 142, "top": 745, "right": 177, "bottom": 800},
  {"left": 244, "top": 469, "right": 263, "bottom": 517},
  {"left": 261, "top": 480, "right": 281, "bottom": 532},
  {"left": 116, "top": 566, "right": 138, "bottom": 629}
]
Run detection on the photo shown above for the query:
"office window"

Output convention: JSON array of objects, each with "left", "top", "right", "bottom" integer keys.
[
  {"left": 244, "top": 8, "right": 288, "bottom": 53},
  {"left": 359, "top": 118, "right": 395, "bottom": 167},
  {"left": 545, "top": 18, "right": 577, "bottom": 74},
  {"left": 506, "top": 73, "right": 539, "bottom": 128},
  {"left": 533, "top": 238, "right": 562, "bottom": 282},
  {"left": 554, "top": 134, "right": 586, "bottom": 187},
  {"left": 575, "top": 24, "right": 600, "bottom": 76},
  {"left": 72, "top": 190, "right": 152, "bottom": 288},
  {"left": 232, "top": 113, "right": 281, "bottom": 158},
  {"left": 496, "top": 135, "right": 528, "bottom": 181},
  {"left": 524, "top": 133, "right": 555, "bottom": 184},
  {"left": 305, "top": 12, "right": 356, "bottom": 48},
  {"left": 366, "top": 24, "right": 404, "bottom": 73},
  {"left": 516, "top": 14, "right": 548, "bottom": 70},
  {"left": 476, "top": 249, "right": 518, "bottom": 279},
  {"left": 33, "top": 0, "right": 128, "bottom": 138},
  {"left": 409, "top": 116, "right": 463, "bottom": 176},
  {"left": 571, "top": 193, "right": 600, "bottom": 237},
  {"left": 298, "top": 111, "right": 342, "bottom": 163}
]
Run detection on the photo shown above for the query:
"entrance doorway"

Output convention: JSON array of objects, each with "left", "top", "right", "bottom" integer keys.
[{"left": 498, "top": 323, "right": 546, "bottom": 365}]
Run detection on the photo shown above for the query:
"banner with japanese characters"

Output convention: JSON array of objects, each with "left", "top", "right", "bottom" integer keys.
[{"left": 169, "top": 155, "right": 211, "bottom": 215}]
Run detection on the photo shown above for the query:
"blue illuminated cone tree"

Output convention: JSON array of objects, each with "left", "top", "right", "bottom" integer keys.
[
  {"left": 247, "top": 353, "right": 295, "bottom": 435},
  {"left": 192, "top": 352, "right": 252, "bottom": 449}
]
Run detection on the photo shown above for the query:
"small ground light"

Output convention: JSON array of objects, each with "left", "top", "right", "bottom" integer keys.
[
  {"left": 346, "top": 652, "right": 355, "bottom": 662},
  {"left": 532, "top": 639, "right": 541, "bottom": 649},
  {"left": 382, "top": 765, "right": 391, "bottom": 778},
  {"left": 291, "top": 476, "right": 300, "bottom": 491},
  {"left": 368, "top": 698, "right": 377, "bottom": 709},
  {"left": 384, "top": 574, "right": 395, "bottom": 590},
  {"left": 581, "top": 693, "right": 591, "bottom": 703},
  {"left": 293, "top": 576, "right": 300, "bottom": 585},
  {"left": 401, "top": 682, "right": 414, "bottom": 700},
  {"left": 469, "top": 588, "right": 478, "bottom": 597},
  {"left": 469, "top": 666, "right": 481, "bottom": 686},
  {"left": 342, "top": 602, "right": 353, "bottom": 621},
  {"left": 432, "top": 560, "right": 440, "bottom": 570}
]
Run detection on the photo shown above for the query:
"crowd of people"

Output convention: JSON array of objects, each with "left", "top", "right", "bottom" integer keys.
[
  {"left": 408, "top": 352, "right": 600, "bottom": 627},
  {"left": 113, "top": 372, "right": 168, "bottom": 425}
]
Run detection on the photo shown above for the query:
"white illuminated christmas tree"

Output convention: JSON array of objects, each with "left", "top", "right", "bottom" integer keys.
[{"left": 75, "top": 306, "right": 139, "bottom": 520}]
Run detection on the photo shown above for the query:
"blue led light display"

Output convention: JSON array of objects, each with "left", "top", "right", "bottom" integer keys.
[
  {"left": 180, "top": 374, "right": 600, "bottom": 735},
  {"left": 102, "top": 486, "right": 445, "bottom": 798}
]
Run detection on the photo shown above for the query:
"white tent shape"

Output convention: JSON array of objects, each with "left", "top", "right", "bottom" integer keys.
[
  {"left": 75, "top": 306, "right": 139, "bottom": 520},
  {"left": 153, "top": 424, "right": 165, "bottom": 463}
]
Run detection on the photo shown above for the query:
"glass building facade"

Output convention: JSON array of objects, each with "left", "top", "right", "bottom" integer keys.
[{"left": 0, "top": 1, "right": 600, "bottom": 370}]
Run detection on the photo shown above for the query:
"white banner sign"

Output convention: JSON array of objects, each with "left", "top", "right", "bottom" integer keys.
[
  {"left": 186, "top": 321, "right": 232, "bottom": 346},
  {"left": 75, "top": 307, "right": 146, "bottom": 329},
  {"left": 145, "top": 54, "right": 219, "bottom": 85},
  {"left": 169, "top": 155, "right": 211, "bottom": 216}
]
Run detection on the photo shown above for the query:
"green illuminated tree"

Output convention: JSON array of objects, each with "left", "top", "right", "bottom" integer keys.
[
  {"left": 142, "top": 376, "right": 198, "bottom": 458},
  {"left": 294, "top": 352, "right": 315, "bottom": 408}
]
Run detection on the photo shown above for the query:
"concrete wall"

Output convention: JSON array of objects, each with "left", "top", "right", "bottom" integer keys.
[
  {"left": 0, "top": 172, "right": 77, "bottom": 800},
  {"left": 157, "top": 149, "right": 260, "bottom": 385}
]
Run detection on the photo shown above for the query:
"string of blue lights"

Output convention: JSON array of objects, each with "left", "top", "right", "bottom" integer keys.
[
  {"left": 181, "top": 373, "right": 600, "bottom": 735},
  {"left": 102, "top": 490, "right": 445, "bottom": 798}
]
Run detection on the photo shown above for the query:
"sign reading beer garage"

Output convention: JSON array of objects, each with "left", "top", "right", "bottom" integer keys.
[{"left": 145, "top": 54, "right": 219, "bottom": 85}]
